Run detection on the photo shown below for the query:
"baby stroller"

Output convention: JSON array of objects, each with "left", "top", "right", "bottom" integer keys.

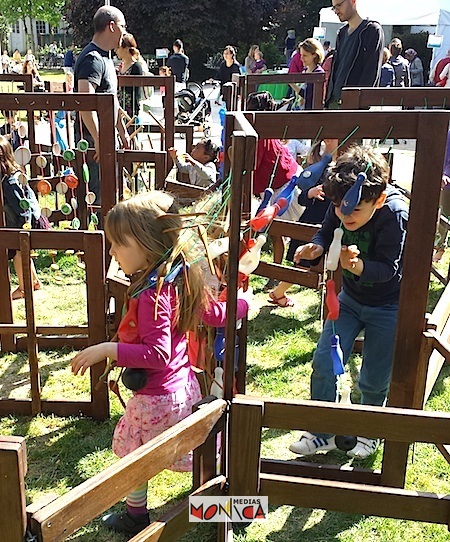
[{"left": 175, "top": 82, "right": 214, "bottom": 136}]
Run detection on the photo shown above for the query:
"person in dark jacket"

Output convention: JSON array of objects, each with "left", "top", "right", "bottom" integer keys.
[
  {"left": 388, "top": 38, "right": 410, "bottom": 88},
  {"left": 325, "top": 0, "right": 384, "bottom": 108}
]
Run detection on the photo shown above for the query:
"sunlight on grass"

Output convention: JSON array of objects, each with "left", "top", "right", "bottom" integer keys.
[{"left": 0, "top": 247, "right": 449, "bottom": 541}]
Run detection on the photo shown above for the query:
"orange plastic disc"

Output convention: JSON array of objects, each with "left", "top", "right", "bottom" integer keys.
[
  {"left": 65, "top": 173, "right": 79, "bottom": 189},
  {"left": 37, "top": 179, "right": 52, "bottom": 195}
]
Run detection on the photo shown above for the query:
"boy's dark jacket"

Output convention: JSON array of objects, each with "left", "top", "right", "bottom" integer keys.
[
  {"left": 312, "top": 185, "right": 408, "bottom": 307},
  {"left": 326, "top": 19, "right": 384, "bottom": 105}
]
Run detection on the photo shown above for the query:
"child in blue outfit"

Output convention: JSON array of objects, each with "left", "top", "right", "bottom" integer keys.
[{"left": 289, "top": 145, "right": 409, "bottom": 459}]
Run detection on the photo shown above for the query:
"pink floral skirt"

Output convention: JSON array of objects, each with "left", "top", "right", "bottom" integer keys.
[{"left": 113, "top": 377, "right": 202, "bottom": 471}]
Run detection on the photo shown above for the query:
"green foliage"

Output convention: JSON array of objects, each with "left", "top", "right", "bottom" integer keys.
[{"left": 64, "top": 0, "right": 328, "bottom": 79}]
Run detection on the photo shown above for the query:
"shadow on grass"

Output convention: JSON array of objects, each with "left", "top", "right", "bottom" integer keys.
[
  {"left": 248, "top": 302, "right": 321, "bottom": 346},
  {"left": 7, "top": 413, "right": 121, "bottom": 492},
  {"left": 262, "top": 506, "right": 363, "bottom": 542},
  {"left": 0, "top": 347, "right": 81, "bottom": 398}
]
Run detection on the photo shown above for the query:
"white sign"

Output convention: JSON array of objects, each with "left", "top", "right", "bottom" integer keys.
[
  {"left": 427, "top": 35, "right": 443, "bottom": 49},
  {"left": 313, "top": 27, "right": 326, "bottom": 40},
  {"left": 155, "top": 48, "right": 169, "bottom": 59},
  {"left": 189, "top": 496, "right": 268, "bottom": 522}
]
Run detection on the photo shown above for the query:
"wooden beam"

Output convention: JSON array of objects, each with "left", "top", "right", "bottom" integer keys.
[
  {"left": 229, "top": 399, "right": 263, "bottom": 497},
  {"left": 30, "top": 400, "right": 227, "bottom": 542},
  {"left": 260, "top": 473, "right": 450, "bottom": 525},
  {"left": 129, "top": 476, "right": 226, "bottom": 542},
  {"left": 0, "top": 436, "right": 27, "bottom": 542},
  {"left": 261, "top": 458, "right": 381, "bottom": 485},
  {"left": 234, "top": 395, "right": 450, "bottom": 444}
]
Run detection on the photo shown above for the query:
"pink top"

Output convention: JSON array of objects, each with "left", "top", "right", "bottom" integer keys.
[
  {"left": 254, "top": 138, "right": 299, "bottom": 194},
  {"left": 117, "top": 284, "right": 249, "bottom": 395},
  {"left": 288, "top": 51, "right": 304, "bottom": 74}
]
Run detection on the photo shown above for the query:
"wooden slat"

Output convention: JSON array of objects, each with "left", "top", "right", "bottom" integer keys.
[
  {"left": 261, "top": 458, "right": 381, "bottom": 485},
  {"left": 255, "top": 261, "right": 321, "bottom": 289},
  {"left": 260, "top": 473, "right": 450, "bottom": 525},
  {"left": 130, "top": 475, "right": 226, "bottom": 542},
  {"left": 229, "top": 399, "right": 263, "bottom": 496},
  {"left": 234, "top": 395, "right": 450, "bottom": 444},
  {"left": 224, "top": 130, "right": 252, "bottom": 402},
  {"left": 247, "top": 109, "right": 450, "bottom": 141},
  {"left": 31, "top": 400, "right": 227, "bottom": 542},
  {"left": 342, "top": 87, "right": 450, "bottom": 109},
  {"left": 19, "top": 231, "right": 41, "bottom": 415},
  {"left": 83, "top": 231, "right": 109, "bottom": 420},
  {"left": 0, "top": 437, "right": 27, "bottom": 541}
]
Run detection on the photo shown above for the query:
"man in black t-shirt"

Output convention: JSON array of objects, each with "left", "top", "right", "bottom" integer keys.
[
  {"left": 74, "top": 6, "right": 130, "bottom": 160},
  {"left": 326, "top": 0, "right": 383, "bottom": 109}
]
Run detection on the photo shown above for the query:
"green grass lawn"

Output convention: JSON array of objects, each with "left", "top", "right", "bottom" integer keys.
[{"left": 0, "top": 249, "right": 449, "bottom": 541}]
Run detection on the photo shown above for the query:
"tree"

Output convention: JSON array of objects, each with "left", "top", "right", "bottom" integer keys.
[
  {"left": 64, "top": 0, "right": 329, "bottom": 78},
  {"left": 0, "top": 15, "right": 11, "bottom": 52},
  {"left": 0, "top": 0, "right": 66, "bottom": 51}
]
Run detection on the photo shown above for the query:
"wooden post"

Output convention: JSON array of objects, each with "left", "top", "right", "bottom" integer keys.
[
  {"left": 228, "top": 398, "right": 263, "bottom": 497},
  {"left": 20, "top": 231, "right": 41, "bottom": 415},
  {"left": 84, "top": 231, "right": 109, "bottom": 420},
  {"left": 0, "top": 436, "right": 27, "bottom": 542}
]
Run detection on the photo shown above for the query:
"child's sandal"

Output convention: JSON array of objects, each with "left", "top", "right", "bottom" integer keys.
[
  {"left": 11, "top": 288, "right": 25, "bottom": 300},
  {"left": 268, "top": 292, "right": 295, "bottom": 308},
  {"left": 433, "top": 248, "right": 445, "bottom": 263}
]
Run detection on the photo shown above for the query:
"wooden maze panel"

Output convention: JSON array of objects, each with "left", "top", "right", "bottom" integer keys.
[
  {"left": 0, "top": 93, "right": 117, "bottom": 227},
  {"left": 226, "top": 109, "right": 449, "bottom": 489},
  {"left": 0, "top": 229, "right": 108, "bottom": 419}
]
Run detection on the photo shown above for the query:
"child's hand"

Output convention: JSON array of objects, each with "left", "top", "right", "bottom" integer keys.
[
  {"left": 340, "top": 244, "right": 363, "bottom": 275},
  {"left": 308, "top": 184, "right": 325, "bottom": 201},
  {"left": 183, "top": 153, "right": 194, "bottom": 164},
  {"left": 294, "top": 243, "right": 324, "bottom": 263},
  {"left": 168, "top": 147, "right": 177, "bottom": 159},
  {"left": 71, "top": 343, "right": 116, "bottom": 376}
]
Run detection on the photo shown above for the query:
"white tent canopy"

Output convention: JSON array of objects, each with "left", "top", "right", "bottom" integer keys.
[{"left": 319, "top": 0, "right": 450, "bottom": 66}]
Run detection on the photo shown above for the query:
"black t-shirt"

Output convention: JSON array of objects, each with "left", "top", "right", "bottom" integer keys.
[
  {"left": 218, "top": 61, "right": 241, "bottom": 90},
  {"left": 167, "top": 53, "right": 189, "bottom": 83},
  {"left": 74, "top": 42, "right": 117, "bottom": 95}
]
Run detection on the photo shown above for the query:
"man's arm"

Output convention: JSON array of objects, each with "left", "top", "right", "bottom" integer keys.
[
  {"left": 78, "top": 78, "right": 101, "bottom": 161},
  {"left": 357, "top": 23, "right": 384, "bottom": 87}
]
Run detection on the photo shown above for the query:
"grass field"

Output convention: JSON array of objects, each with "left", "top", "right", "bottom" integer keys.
[{"left": 0, "top": 244, "right": 449, "bottom": 541}]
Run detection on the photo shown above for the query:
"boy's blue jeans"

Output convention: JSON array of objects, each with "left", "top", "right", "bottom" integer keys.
[{"left": 311, "top": 290, "right": 398, "bottom": 438}]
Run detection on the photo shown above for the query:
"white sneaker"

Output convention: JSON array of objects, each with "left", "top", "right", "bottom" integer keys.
[
  {"left": 346, "top": 437, "right": 379, "bottom": 459},
  {"left": 289, "top": 431, "right": 337, "bottom": 456}
]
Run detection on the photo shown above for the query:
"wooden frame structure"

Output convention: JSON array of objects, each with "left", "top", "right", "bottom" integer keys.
[
  {"left": 231, "top": 72, "right": 325, "bottom": 110},
  {"left": 342, "top": 86, "right": 450, "bottom": 286},
  {"left": 117, "top": 75, "right": 175, "bottom": 162},
  {"left": 2, "top": 399, "right": 227, "bottom": 542},
  {"left": 0, "top": 229, "right": 108, "bottom": 418},
  {"left": 222, "top": 109, "right": 449, "bottom": 492},
  {"left": 0, "top": 92, "right": 117, "bottom": 228},
  {"left": 2, "top": 106, "right": 450, "bottom": 541}
]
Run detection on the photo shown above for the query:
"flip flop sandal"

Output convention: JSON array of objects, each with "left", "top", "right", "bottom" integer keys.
[
  {"left": 11, "top": 288, "right": 25, "bottom": 300},
  {"left": 433, "top": 248, "right": 445, "bottom": 263},
  {"left": 268, "top": 292, "right": 295, "bottom": 307}
]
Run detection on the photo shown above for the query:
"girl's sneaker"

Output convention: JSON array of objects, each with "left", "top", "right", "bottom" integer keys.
[
  {"left": 103, "top": 510, "right": 150, "bottom": 535},
  {"left": 289, "top": 432, "right": 337, "bottom": 456},
  {"left": 346, "top": 437, "right": 379, "bottom": 459}
]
